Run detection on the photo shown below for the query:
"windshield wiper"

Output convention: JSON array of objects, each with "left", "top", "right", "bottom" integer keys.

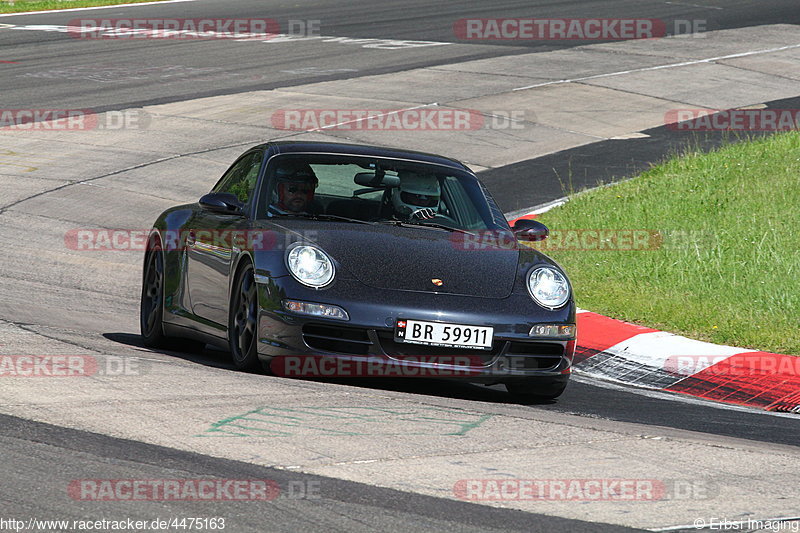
[
  {"left": 379, "top": 219, "right": 476, "bottom": 235},
  {"left": 271, "top": 213, "right": 377, "bottom": 225}
]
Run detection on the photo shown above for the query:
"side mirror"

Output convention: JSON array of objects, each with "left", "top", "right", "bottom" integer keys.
[
  {"left": 199, "top": 193, "right": 244, "bottom": 215},
  {"left": 512, "top": 218, "right": 549, "bottom": 242}
]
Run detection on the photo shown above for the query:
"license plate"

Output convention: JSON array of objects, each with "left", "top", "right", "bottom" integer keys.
[{"left": 395, "top": 319, "right": 493, "bottom": 350}]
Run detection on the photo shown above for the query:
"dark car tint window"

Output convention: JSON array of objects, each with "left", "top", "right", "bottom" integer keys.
[
  {"left": 313, "top": 163, "right": 369, "bottom": 197},
  {"left": 212, "top": 151, "right": 263, "bottom": 205},
  {"left": 260, "top": 154, "right": 501, "bottom": 231}
]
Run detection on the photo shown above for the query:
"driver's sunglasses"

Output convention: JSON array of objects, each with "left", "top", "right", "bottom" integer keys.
[{"left": 287, "top": 185, "right": 313, "bottom": 194}]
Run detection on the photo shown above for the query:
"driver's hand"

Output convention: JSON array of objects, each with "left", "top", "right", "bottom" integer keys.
[{"left": 409, "top": 207, "right": 436, "bottom": 220}]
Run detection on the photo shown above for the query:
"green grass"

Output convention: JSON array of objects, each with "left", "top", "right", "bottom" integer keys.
[
  {"left": 0, "top": 0, "right": 169, "bottom": 13},
  {"left": 534, "top": 132, "right": 800, "bottom": 355}
]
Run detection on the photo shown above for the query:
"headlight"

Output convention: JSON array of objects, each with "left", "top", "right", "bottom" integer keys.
[
  {"left": 527, "top": 266, "right": 570, "bottom": 309},
  {"left": 287, "top": 245, "right": 334, "bottom": 288}
]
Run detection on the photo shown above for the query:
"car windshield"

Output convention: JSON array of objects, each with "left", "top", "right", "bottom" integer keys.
[{"left": 259, "top": 153, "right": 504, "bottom": 232}]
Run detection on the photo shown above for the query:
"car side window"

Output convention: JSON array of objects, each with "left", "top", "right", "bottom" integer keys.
[{"left": 212, "top": 152, "right": 263, "bottom": 205}]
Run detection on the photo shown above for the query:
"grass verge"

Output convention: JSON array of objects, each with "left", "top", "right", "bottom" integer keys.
[
  {"left": 534, "top": 132, "right": 800, "bottom": 355},
  {"left": 0, "top": 0, "right": 169, "bottom": 14}
]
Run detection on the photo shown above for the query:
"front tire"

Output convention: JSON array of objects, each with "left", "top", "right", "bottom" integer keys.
[
  {"left": 140, "top": 244, "right": 168, "bottom": 347},
  {"left": 229, "top": 262, "right": 261, "bottom": 372}
]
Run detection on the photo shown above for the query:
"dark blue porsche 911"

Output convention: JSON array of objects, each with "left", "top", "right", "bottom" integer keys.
[{"left": 140, "top": 141, "right": 576, "bottom": 399}]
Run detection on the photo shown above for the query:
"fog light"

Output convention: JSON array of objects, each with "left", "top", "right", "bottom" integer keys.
[
  {"left": 529, "top": 324, "right": 576, "bottom": 338},
  {"left": 282, "top": 300, "right": 349, "bottom": 321}
]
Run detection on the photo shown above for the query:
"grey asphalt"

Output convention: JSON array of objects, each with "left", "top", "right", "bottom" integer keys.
[
  {"left": 0, "top": 1, "right": 799, "bottom": 531},
  {"left": 0, "top": 412, "right": 643, "bottom": 533},
  {"left": 105, "top": 337, "right": 800, "bottom": 448},
  {"left": 1, "top": 0, "right": 799, "bottom": 112}
]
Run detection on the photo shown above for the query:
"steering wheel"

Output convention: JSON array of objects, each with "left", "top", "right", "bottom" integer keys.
[{"left": 431, "top": 212, "right": 458, "bottom": 224}]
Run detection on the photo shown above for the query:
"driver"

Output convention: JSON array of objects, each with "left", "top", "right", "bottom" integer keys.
[
  {"left": 272, "top": 161, "right": 319, "bottom": 214},
  {"left": 391, "top": 170, "right": 440, "bottom": 220}
]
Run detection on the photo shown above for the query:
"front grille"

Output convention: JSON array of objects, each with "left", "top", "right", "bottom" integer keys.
[
  {"left": 505, "top": 341, "right": 564, "bottom": 371},
  {"left": 376, "top": 331, "right": 502, "bottom": 365},
  {"left": 302, "top": 324, "right": 373, "bottom": 355},
  {"left": 507, "top": 341, "right": 564, "bottom": 356},
  {"left": 503, "top": 355, "right": 561, "bottom": 371}
]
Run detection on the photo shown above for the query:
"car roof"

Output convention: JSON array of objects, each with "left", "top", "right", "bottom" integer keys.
[{"left": 255, "top": 141, "right": 471, "bottom": 173}]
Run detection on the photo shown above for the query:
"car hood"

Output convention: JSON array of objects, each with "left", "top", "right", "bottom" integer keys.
[{"left": 268, "top": 220, "right": 519, "bottom": 298}]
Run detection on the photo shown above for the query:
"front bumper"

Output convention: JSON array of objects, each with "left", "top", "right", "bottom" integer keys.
[{"left": 256, "top": 277, "right": 575, "bottom": 382}]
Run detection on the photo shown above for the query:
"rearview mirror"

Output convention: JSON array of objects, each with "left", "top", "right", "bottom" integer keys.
[
  {"left": 512, "top": 219, "right": 548, "bottom": 242},
  {"left": 199, "top": 193, "right": 244, "bottom": 215},
  {"left": 354, "top": 172, "right": 400, "bottom": 188}
]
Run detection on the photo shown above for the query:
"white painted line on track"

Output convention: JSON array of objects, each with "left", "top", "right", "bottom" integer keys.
[
  {"left": 302, "top": 103, "right": 437, "bottom": 132},
  {"left": 0, "top": 22, "right": 450, "bottom": 50},
  {"left": 512, "top": 43, "right": 800, "bottom": 91},
  {"left": 664, "top": 1, "right": 724, "bottom": 10},
  {"left": 503, "top": 198, "right": 567, "bottom": 221},
  {"left": 0, "top": 0, "right": 195, "bottom": 18}
]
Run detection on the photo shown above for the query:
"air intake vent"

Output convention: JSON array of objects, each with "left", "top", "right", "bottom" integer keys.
[{"left": 302, "top": 324, "right": 373, "bottom": 355}]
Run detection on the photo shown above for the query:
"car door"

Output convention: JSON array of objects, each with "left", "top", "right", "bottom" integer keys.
[{"left": 186, "top": 150, "right": 263, "bottom": 328}]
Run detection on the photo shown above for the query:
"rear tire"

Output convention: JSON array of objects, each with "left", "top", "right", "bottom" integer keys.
[
  {"left": 229, "top": 262, "right": 262, "bottom": 372},
  {"left": 505, "top": 378, "right": 568, "bottom": 401},
  {"left": 140, "top": 244, "right": 168, "bottom": 348}
]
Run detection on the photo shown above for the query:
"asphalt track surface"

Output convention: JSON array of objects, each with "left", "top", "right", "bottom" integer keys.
[
  {"left": 1, "top": 0, "right": 799, "bottom": 112},
  {"left": 1, "top": 1, "right": 799, "bottom": 531},
  {"left": 482, "top": 94, "right": 800, "bottom": 211},
  {"left": 0, "top": 412, "right": 640, "bottom": 533}
]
